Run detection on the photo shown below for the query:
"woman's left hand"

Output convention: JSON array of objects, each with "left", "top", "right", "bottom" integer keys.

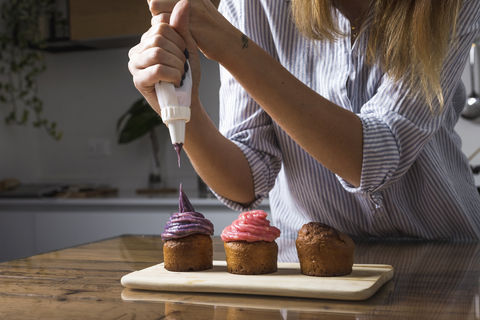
[{"left": 149, "top": 0, "right": 238, "bottom": 63}]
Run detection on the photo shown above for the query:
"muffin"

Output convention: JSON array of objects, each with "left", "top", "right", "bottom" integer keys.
[
  {"left": 296, "top": 222, "right": 355, "bottom": 276},
  {"left": 161, "top": 184, "right": 214, "bottom": 271},
  {"left": 221, "top": 210, "right": 281, "bottom": 275}
]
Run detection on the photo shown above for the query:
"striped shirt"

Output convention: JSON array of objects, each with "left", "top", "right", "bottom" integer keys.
[{"left": 216, "top": 0, "right": 480, "bottom": 262}]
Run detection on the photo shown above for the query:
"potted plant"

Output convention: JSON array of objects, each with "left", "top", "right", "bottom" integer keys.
[
  {"left": 0, "top": 0, "right": 63, "bottom": 140},
  {"left": 117, "top": 97, "right": 168, "bottom": 190}
]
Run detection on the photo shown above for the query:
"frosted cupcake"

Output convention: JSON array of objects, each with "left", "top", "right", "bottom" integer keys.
[
  {"left": 221, "top": 210, "right": 281, "bottom": 275},
  {"left": 161, "top": 185, "right": 214, "bottom": 271}
]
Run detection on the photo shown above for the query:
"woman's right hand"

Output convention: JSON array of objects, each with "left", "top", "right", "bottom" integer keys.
[{"left": 128, "top": 0, "right": 200, "bottom": 115}]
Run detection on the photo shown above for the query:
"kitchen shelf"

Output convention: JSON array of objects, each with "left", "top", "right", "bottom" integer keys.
[{"left": 43, "top": 34, "right": 141, "bottom": 53}]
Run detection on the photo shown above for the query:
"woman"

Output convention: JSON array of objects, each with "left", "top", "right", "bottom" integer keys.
[{"left": 129, "top": 0, "right": 480, "bottom": 261}]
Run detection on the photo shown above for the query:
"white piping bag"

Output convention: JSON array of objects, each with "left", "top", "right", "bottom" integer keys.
[{"left": 155, "top": 60, "right": 192, "bottom": 167}]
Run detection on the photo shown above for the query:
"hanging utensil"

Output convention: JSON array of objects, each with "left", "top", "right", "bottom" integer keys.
[{"left": 462, "top": 43, "right": 480, "bottom": 120}]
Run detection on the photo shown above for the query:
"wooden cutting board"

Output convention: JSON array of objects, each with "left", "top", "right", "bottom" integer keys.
[{"left": 121, "top": 261, "right": 393, "bottom": 301}]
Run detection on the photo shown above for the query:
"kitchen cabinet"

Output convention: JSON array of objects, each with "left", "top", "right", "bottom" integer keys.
[
  {"left": 0, "top": 191, "right": 269, "bottom": 262},
  {"left": 69, "top": 0, "right": 151, "bottom": 41},
  {"left": 46, "top": 0, "right": 221, "bottom": 51},
  {"left": 45, "top": 0, "right": 151, "bottom": 51},
  {"left": 68, "top": 0, "right": 221, "bottom": 41}
]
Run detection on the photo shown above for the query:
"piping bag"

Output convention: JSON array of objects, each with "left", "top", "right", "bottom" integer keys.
[{"left": 154, "top": 60, "right": 192, "bottom": 167}]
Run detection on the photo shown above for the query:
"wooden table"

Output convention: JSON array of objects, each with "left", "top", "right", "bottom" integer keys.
[{"left": 1, "top": 235, "right": 479, "bottom": 319}]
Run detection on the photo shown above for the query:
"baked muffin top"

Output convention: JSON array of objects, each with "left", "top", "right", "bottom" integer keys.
[{"left": 297, "top": 222, "right": 350, "bottom": 245}]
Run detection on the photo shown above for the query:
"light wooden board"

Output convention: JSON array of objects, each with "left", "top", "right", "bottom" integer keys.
[{"left": 121, "top": 261, "right": 394, "bottom": 301}]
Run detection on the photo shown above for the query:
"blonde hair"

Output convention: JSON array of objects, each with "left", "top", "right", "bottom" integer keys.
[{"left": 291, "top": 0, "right": 463, "bottom": 113}]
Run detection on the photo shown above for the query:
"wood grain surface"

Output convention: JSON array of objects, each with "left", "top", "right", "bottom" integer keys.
[
  {"left": 1, "top": 235, "right": 480, "bottom": 319},
  {"left": 121, "top": 261, "right": 393, "bottom": 300}
]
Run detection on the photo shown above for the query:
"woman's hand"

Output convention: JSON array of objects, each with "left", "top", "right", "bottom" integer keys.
[
  {"left": 149, "top": 0, "right": 237, "bottom": 63},
  {"left": 129, "top": 1, "right": 256, "bottom": 205},
  {"left": 128, "top": 0, "right": 200, "bottom": 115},
  {"left": 147, "top": 0, "right": 178, "bottom": 24}
]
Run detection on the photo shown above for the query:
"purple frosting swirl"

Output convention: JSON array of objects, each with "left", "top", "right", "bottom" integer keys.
[{"left": 161, "top": 184, "right": 214, "bottom": 240}]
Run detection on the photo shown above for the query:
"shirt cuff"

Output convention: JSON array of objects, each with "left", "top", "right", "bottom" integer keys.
[
  {"left": 211, "top": 141, "right": 275, "bottom": 212},
  {"left": 336, "top": 114, "right": 400, "bottom": 195}
]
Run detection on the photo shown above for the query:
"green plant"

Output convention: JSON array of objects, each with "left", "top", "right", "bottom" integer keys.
[
  {"left": 117, "top": 98, "right": 167, "bottom": 187},
  {"left": 116, "top": 98, "right": 163, "bottom": 144},
  {"left": 0, "top": 0, "right": 62, "bottom": 140}
]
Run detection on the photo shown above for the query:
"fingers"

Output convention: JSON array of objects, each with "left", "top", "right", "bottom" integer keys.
[
  {"left": 151, "top": 13, "right": 171, "bottom": 24},
  {"left": 145, "top": 0, "right": 193, "bottom": 58},
  {"left": 137, "top": 23, "right": 186, "bottom": 59},
  {"left": 129, "top": 26, "right": 188, "bottom": 102},
  {"left": 170, "top": 0, "right": 190, "bottom": 40},
  {"left": 170, "top": 0, "right": 198, "bottom": 61},
  {"left": 129, "top": 0, "right": 194, "bottom": 113},
  {"left": 131, "top": 63, "right": 181, "bottom": 91},
  {"left": 149, "top": 0, "right": 178, "bottom": 16},
  {"left": 131, "top": 45, "right": 184, "bottom": 77},
  {"left": 129, "top": 50, "right": 184, "bottom": 89}
]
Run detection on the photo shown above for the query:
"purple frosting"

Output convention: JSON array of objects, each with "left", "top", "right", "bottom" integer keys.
[
  {"left": 174, "top": 143, "right": 183, "bottom": 168},
  {"left": 179, "top": 183, "right": 194, "bottom": 213},
  {"left": 161, "top": 184, "right": 214, "bottom": 241}
]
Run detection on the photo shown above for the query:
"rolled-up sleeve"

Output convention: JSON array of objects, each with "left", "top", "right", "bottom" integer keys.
[{"left": 338, "top": 26, "right": 479, "bottom": 195}]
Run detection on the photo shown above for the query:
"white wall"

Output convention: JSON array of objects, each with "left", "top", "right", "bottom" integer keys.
[
  {"left": 459, "top": 44, "right": 480, "bottom": 186},
  {"left": 0, "top": 46, "right": 220, "bottom": 190}
]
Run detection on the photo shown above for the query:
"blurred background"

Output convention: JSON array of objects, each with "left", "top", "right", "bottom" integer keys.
[{"left": 0, "top": 0, "right": 478, "bottom": 262}]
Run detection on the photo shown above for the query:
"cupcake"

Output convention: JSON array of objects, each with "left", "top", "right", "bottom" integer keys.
[
  {"left": 161, "top": 185, "right": 214, "bottom": 271},
  {"left": 296, "top": 222, "right": 355, "bottom": 276},
  {"left": 221, "top": 210, "right": 281, "bottom": 275}
]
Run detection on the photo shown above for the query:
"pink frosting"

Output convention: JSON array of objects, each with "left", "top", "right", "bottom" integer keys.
[{"left": 221, "top": 210, "right": 281, "bottom": 242}]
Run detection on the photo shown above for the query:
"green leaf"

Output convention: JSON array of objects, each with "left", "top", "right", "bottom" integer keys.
[
  {"left": 116, "top": 98, "right": 154, "bottom": 132},
  {"left": 118, "top": 111, "right": 162, "bottom": 144},
  {"left": 21, "top": 109, "right": 29, "bottom": 124},
  {"left": 5, "top": 111, "right": 16, "bottom": 124},
  {"left": 33, "top": 101, "right": 43, "bottom": 113},
  {"left": 0, "top": 0, "right": 63, "bottom": 141},
  {"left": 54, "top": 131, "right": 63, "bottom": 140}
]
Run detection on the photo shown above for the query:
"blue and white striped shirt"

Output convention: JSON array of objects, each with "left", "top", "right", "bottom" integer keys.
[{"left": 216, "top": 0, "right": 480, "bottom": 262}]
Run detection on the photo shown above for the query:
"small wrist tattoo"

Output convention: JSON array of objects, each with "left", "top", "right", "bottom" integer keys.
[{"left": 241, "top": 34, "right": 249, "bottom": 49}]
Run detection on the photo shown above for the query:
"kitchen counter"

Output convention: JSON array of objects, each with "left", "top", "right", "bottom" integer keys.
[
  {"left": 1, "top": 235, "right": 479, "bottom": 319},
  {"left": 0, "top": 190, "right": 270, "bottom": 262},
  {"left": 0, "top": 188, "right": 270, "bottom": 207}
]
